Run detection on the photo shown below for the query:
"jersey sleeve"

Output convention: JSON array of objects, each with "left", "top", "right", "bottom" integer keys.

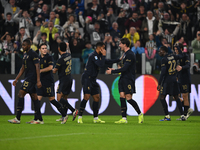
[
  {"left": 93, "top": 55, "right": 106, "bottom": 67},
  {"left": 55, "top": 58, "right": 62, "bottom": 69},
  {"left": 48, "top": 55, "right": 54, "bottom": 66},
  {"left": 182, "top": 54, "right": 190, "bottom": 70},
  {"left": 32, "top": 52, "right": 39, "bottom": 64},
  {"left": 111, "top": 54, "right": 133, "bottom": 74}
]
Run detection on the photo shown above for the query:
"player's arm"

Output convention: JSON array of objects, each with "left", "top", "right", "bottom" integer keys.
[
  {"left": 105, "top": 58, "right": 120, "bottom": 64},
  {"left": 157, "top": 59, "right": 167, "bottom": 91},
  {"left": 52, "top": 68, "right": 58, "bottom": 73},
  {"left": 94, "top": 48, "right": 106, "bottom": 67},
  {"left": 176, "top": 54, "right": 190, "bottom": 71},
  {"left": 52, "top": 59, "right": 61, "bottom": 73},
  {"left": 108, "top": 55, "right": 132, "bottom": 74},
  {"left": 35, "top": 63, "right": 42, "bottom": 88},
  {"left": 13, "top": 65, "right": 25, "bottom": 86},
  {"left": 40, "top": 65, "right": 53, "bottom": 73},
  {"left": 40, "top": 56, "right": 54, "bottom": 73}
]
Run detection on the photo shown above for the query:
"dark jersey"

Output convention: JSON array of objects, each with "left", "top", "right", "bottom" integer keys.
[
  {"left": 39, "top": 53, "right": 54, "bottom": 86},
  {"left": 158, "top": 53, "right": 182, "bottom": 85},
  {"left": 177, "top": 53, "right": 191, "bottom": 84},
  {"left": 112, "top": 49, "right": 136, "bottom": 82},
  {"left": 55, "top": 52, "right": 72, "bottom": 81},
  {"left": 84, "top": 51, "right": 120, "bottom": 79},
  {"left": 22, "top": 49, "right": 39, "bottom": 83}
]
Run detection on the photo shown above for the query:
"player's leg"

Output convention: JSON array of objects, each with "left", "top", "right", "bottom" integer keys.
[
  {"left": 159, "top": 94, "right": 171, "bottom": 121},
  {"left": 126, "top": 94, "right": 143, "bottom": 123},
  {"left": 77, "top": 94, "right": 90, "bottom": 123},
  {"left": 115, "top": 92, "right": 128, "bottom": 123},
  {"left": 92, "top": 94, "right": 105, "bottom": 123},
  {"left": 174, "top": 94, "right": 186, "bottom": 121},
  {"left": 49, "top": 96, "right": 66, "bottom": 118},
  {"left": 30, "top": 93, "right": 44, "bottom": 124},
  {"left": 182, "top": 93, "right": 189, "bottom": 116},
  {"left": 8, "top": 90, "right": 27, "bottom": 124}
]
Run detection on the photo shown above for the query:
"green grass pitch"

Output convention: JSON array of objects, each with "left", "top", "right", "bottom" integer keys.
[{"left": 0, "top": 115, "right": 200, "bottom": 150}]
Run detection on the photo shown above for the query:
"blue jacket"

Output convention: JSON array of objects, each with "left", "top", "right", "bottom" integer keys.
[
  {"left": 82, "top": 48, "right": 94, "bottom": 64},
  {"left": 131, "top": 46, "right": 145, "bottom": 55}
]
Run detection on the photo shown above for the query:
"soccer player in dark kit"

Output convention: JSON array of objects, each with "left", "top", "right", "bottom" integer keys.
[
  {"left": 26, "top": 43, "right": 68, "bottom": 124},
  {"left": 174, "top": 44, "right": 193, "bottom": 120},
  {"left": 77, "top": 41, "right": 122, "bottom": 124},
  {"left": 8, "top": 39, "right": 43, "bottom": 124},
  {"left": 53, "top": 42, "right": 78, "bottom": 122},
  {"left": 157, "top": 46, "right": 186, "bottom": 121},
  {"left": 106, "top": 38, "right": 144, "bottom": 124}
]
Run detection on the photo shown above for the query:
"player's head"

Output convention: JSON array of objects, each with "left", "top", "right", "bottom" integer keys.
[
  {"left": 58, "top": 42, "right": 66, "bottom": 54},
  {"left": 39, "top": 43, "right": 48, "bottom": 56},
  {"left": 96, "top": 41, "right": 105, "bottom": 53},
  {"left": 22, "top": 39, "right": 31, "bottom": 52},
  {"left": 174, "top": 43, "right": 183, "bottom": 54},
  {"left": 159, "top": 46, "right": 168, "bottom": 56},
  {"left": 119, "top": 38, "right": 130, "bottom": 51}
]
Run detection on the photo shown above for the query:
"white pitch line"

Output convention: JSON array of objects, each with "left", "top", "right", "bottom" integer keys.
[{"left": 0, "top": 133, "right": 86, "bottom": 141}]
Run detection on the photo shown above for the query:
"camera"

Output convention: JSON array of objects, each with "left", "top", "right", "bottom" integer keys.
[{"left": 106, "top": 33, "right": 110, "bottom": 36}]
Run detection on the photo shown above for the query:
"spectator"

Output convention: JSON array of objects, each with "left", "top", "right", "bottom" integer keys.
[
  {"left": 131, "top": 40, "right": 144, "bottom": 74},
  {"left": 29, "top": 0, "right": 42, "bottom": 18},
  {"left": 158, "top": 12, "right": 179, "bottom": 34},
  {"left": 87, "top": 0, "right": 102, "bottom": 22},
  {"left": 122, "top": 27, "right": 140, "bottom": 47},
  {"left": 2, "top": 12, "right": 18, "bottom": 37},
  {"left": 145, "top": 34, "right": 157, "bottom": 74},
  {"left": 69, "top": 38, "right": 83, "bottom": 74},
  {"left": 153, "top": 2, "right": 168, "bottom": 20},
  {"left": 86, "top": 21, "right": 104, "bottom": 48},
  {"left": 138, "top": 5, "right": 146, "bottom": 22},
  {"left": 124, "top": 12, "right": 142, "bottom": 33},
  {"left": 15, "top": 27, "right": 30, "bottom": 45},
  {"left": 40, "top": 21, "right": 58, "bottom": 42},
  {"left": 62, "top": 15, "right": 79, "bottom": 35},
  {"left": 116, "top": 10, "right": 127, "bottom": 38},
  {"left": 155, "top": 30, "right": 173, "bottom": 71},
  {"left": 13, "top": 10, "right": 34, "bottom": 37},
  {"left": 1, "top": 0, "right": 20, "bottom": 19},
  {"left": 29, "top": 18, "right": 42, "bottom": 39},
  {"left": 0, "top": 32, "right": 14, "bottom": 74},
  {"left": 55, "top": 5, "right": 67, "bottom": 26},
  {"left": 175, "top": 36, "right": 188, "bottom": 53},
  {"left": 33, "top": 31, "right": 49, "bottom": 52},
  {"left": 178, "top": 14, "right": 193, "bottom": 42},
  {"left": 48, "top": 11, "right": 60, "bottom": 25},
  {"left": 97, "top": 12, "right": 109, "bottom": 33},
  {"left": 82, "top": 41, "right": 94, "bottom": 67},
  {"left": 109, "top": 22, "right": 121, "bottom": 39},
  {"left": 191, "top": 31, "right": 200, "bottom": 63},
  {"left": 49, "top": 32, "right": 60, "bottom": 65},
  {"left": 141, "top": 11, "right": 158, "bottom": 45},
  {"left": 106, "top": 7, "right": 117, "bottom": 29},
  {"left": 36, "top": 4, "right": 49, "bottom": 21}
]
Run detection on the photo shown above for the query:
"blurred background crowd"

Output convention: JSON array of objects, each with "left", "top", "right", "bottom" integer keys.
[{"left": 0, "top": 0, "right": 200, "bottom": 75}]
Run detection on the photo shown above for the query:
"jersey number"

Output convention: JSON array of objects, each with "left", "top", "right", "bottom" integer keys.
[
  {"left": 65, "top": 60, "right": 72, "bottom": 75},
  {"left": 168, "top": 60, "right": 176, "bottom": 73}
]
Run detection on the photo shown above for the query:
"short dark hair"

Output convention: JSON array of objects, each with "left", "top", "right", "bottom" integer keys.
[
  {"left": 59, "top": 42, "right": 66, "bottom": 52},
  {"left": 41, "top": 33, "right": 47, "bottom": 37},
  {"left": 96, "top": 41, "right": 105, "bottom": 48},
  {"left": 6, "top": 12, "right": 12, "bottom": 16},
  {"left": 160, "top": 46, "right": 168, "bottom": 53},
  {"left": 39, "top": 43, "right": 47, "bottom": 49},
  {"left": 120, "top": 38, "right": 130, "bottom": 47},
  {"left": 20, "top": 27, "right": 25, "bottom": 30},
  {"left": 23, "top": 38, "right": 31, "bottom": 45}
]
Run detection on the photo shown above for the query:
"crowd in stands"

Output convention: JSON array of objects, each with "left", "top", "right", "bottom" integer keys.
[{"left": 0, "top": 0, "right": 200, "bottom": 75}]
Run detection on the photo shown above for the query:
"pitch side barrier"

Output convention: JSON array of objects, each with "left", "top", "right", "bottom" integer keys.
[{"left": 0, "top": 74, "right": 199, "bottom": 116}]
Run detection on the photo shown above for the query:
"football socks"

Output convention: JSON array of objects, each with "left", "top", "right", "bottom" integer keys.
[
  {"left": 160, "top": 98, "right": 169, "bottom": 115},
  {"left": 16, "top": 98, "right": 24, "bottom": 120},
  {"left": 92, "top": 101, "right": 99, "bottom": 118},
  {"left": 78, "top": 99, "right": 87, "bottom": 116},
  {"left": 120, "top": 98, "right": 127, "bottom": 117},
  {"left": 51, "top": 99, "right": 66, "bottom": 117},
  {"left": 127, "top": 99, "right": 141, "bottom": 114}
]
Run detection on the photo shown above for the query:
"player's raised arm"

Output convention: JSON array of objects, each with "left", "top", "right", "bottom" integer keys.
[{"left": 13, "top": 64, "right": 25, "bottom": 86}]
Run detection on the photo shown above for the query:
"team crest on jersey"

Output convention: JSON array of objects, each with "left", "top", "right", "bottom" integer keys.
[
  {"left": 44, "top": 60, "right": 46, "bottom": 63},
  {"left": 95, "top": 56, "right": 98, "bottom": 60}
]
